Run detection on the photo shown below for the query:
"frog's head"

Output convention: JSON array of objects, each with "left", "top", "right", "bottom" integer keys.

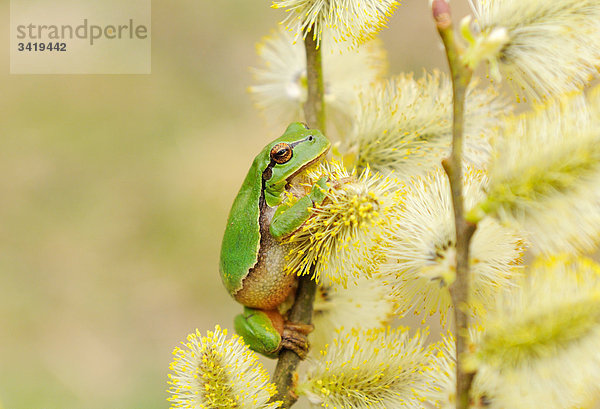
[
  {"left": 264, "top": 122, "right": 330, "bottom": 183},
  {"left": 262, "top": 122, "right": 330, "bottom": 205}
]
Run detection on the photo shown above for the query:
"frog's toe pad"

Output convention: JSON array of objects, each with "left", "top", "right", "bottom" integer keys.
[{"left": 281, "top": 326, "right": 311, "bottom": 359}]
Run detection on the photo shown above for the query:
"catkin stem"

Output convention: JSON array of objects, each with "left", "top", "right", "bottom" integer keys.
[
  {"left": 432, "top": 1, "right": 477, "bottom": 409},
  {"left": 303, "top": 33, "right": 326, "bottom": 130},
  {"left": 270, "top": 30, "right": 325, "bottom": 408}
]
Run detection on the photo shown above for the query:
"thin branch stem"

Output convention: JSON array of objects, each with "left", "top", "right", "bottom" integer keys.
[
  {"left": 303, "top": 33, "right": 326, "bottom": 130},
  {"left": 270, "top": 276, "right": 317, "bottom": 407},
  {"left": 270, "top": 30, "right": 325, "bottom": 408},
  {"left": 432, "top": 1, "right": 477, "bottom": 409}
]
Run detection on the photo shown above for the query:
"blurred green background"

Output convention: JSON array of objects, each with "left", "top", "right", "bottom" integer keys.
[{"left": 0, "top": 1, "right": 469, "bottom": 408}]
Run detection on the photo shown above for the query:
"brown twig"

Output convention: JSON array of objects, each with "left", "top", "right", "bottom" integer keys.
[
  {"left": 432, "top": 1, "right": 477, "bottom": 408},
  {"left": 269, "top": 30, "right": 325, "bottom": 408}
]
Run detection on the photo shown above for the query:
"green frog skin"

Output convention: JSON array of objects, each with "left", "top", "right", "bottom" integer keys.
[{"left": 219, "top": 122, "right": 330, "bottom": 358}]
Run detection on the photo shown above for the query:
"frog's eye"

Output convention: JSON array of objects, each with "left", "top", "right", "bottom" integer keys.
[{"left": 270, "top": 143, "right": 293, "bottom": 164}]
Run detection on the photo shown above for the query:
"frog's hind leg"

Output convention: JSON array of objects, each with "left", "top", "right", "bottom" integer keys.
[
  {"left": 234, "top": 307, "right": 313, "bottom": 359},
  {"left": 234, "top": 307, "right": 283, "bottom": 358}
]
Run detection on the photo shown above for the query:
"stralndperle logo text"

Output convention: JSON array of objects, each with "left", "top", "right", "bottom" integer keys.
[
  {"left": 11, "top": 0, "right": 151, "bottom": 74},
  {"left": 16, "top": 19, "right": 148, "bottom": 46}
]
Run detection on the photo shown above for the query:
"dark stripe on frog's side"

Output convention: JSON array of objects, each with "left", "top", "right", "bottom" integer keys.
[
  {"left": 219, "top": 150, "right": 266, "bottom": 294},
  {"left": 232, "top": 192, "right": 296, "bottom": 309}
]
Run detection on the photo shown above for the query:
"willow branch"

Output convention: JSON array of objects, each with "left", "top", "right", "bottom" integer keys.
[
  {"left": 270, "top": 30, "right": 325, "bottom": 408},
  {"left": 270, "top": 275, "right": 317, "bottom": 407},
  {"left": 432, "top": 1, "right": 477, "bottom": 409},
  {"left": 303, "top": 33, "right": 326, "bottom": 130}
]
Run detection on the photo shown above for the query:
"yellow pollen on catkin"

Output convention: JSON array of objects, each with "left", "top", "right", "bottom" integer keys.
[
  {"left": 272, "top": 0, "right": 399, "bottom": 49},
  {"left": 298, "top": 327, "right": 431, "bottom": 409},
  {"left": 167, "top": 326, "right": 281, "bottom": 409},
  {"left": 283, "top": 161, "right": 401, "bottom": 285}
]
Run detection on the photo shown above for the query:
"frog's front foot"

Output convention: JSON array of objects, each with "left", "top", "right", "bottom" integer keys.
[{"left": 281, "top": 322, "right": 313, "bottom": 359}]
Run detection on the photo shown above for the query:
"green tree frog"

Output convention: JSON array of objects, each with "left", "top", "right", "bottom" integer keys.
[{"left": 219, "top": 122, "right": 330, "bottom": 358}]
